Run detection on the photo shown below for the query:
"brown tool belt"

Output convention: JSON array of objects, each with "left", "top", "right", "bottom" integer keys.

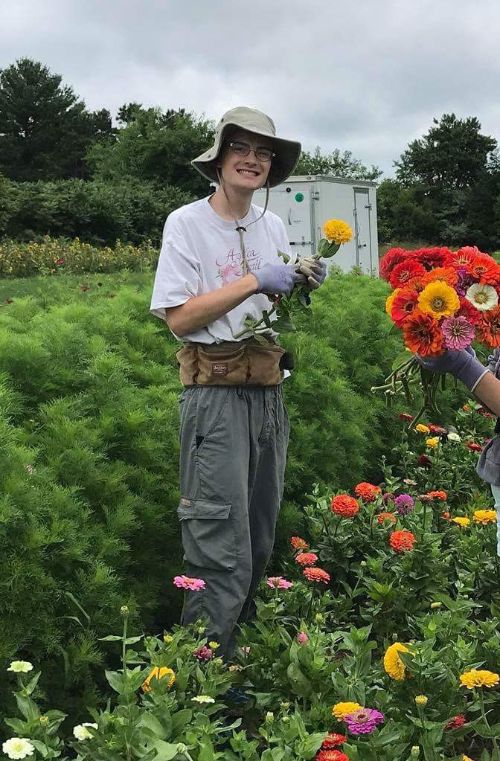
[{"left": 176, "top": 338, "right": 286, "bottom": 386}]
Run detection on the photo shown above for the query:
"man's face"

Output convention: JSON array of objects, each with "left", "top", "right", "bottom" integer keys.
[{"left": 219, "top": 129, "right": 273, "bottom": 191}]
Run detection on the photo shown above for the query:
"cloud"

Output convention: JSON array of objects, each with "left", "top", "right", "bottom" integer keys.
[{"left": 1, "top": 0, "right": 499, "bottom": 175}]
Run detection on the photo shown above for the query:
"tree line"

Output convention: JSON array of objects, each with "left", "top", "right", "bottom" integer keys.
[{"left": 1, "top": 58, "right": 499, "bottom": 250}]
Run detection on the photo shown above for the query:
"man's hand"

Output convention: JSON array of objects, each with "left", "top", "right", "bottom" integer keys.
[
  {"left": 296, "top": 256, "right": 327, "bottom": 290},
  {"left": 416, "top": 347, "right": 489, "bottom": 391},
  {"left": 253, "top": 264, "right": 307, "bottom": 296}
]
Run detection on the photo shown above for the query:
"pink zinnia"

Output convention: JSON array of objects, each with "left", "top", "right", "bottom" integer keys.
[
  {"left": 266, "top": 576, "right": 293, "bottom": 590},
  {"left": 296, "top": 631, "right": 309, "bottom": 645},
  {"left": 193, "top": 645, "right": 213, "bottom": 661},
  {"left": 344, "top": 707, "right": 384, "bottom": 735},
  {"left": 441, "top": 316, "right": 475, "bottom": 350},
  {"left": 173, "top": 575, "right": 206, "bottom": 591}
]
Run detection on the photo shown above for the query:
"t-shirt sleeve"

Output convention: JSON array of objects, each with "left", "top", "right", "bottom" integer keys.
[{"left": 149, "top": 217, "right": 201, "bottom": 320}]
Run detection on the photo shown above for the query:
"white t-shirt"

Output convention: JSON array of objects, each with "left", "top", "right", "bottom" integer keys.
[{"left": 150, "top": 197, "right": 293, "bottom": 344}]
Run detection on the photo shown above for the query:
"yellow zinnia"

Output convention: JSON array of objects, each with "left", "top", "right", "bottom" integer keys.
[
  {"left": 426, "top": 437, "right": 440, "bottom": 448},
  {"left": 331, "top": 701, "right": 362, "bottom": 719},
  {"left": 386, "top": 289, "right": 399, "bottom": 317},
  {"left": 323, "top": 219, "right": 353, "bottom": 245},
  {"left": 451, "top": 516, "right": 470, "bottom": 527},
  {"left": 415, "top": 424, "right": 430, "bottom": 434},
  {"left": 415, "top": 695, "right": 428, "bottom": 706},
  {"left": 141, "top": 666, "right": 176, "bottom": 692},
  {"left": 462, "top": 756, "right": 474, "bottom": 761},
  {"left": 384, "top": 642, "right": 410, "bottom": 681},
  {"left": 472, "top": 509, "right": 497, "bottom": 524},
  {"left": 460, "top": 669, "right": 499, "bottom": 689},
  {"left": 418, "top": 280, "right": 460, "bottom": 319}
]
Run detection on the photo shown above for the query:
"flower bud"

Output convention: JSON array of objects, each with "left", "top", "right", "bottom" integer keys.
[
  {"left": 39, "top": 716, "right": 49, "bottom": 726},
  {"left": 176, "top": 743, "right": 188, "bottom": 754},
  {"left": 415, "top": 695, "right": 428, "bottom": 706},
  {"left": 280, "top": 702, "right": 290, "bottom": 711},
  {"left": 265, "top": 711, "right": 274, "bottom": 724},
  {"left": 430, "top": 602, "right": 442, "bottom": 609},
  {"left": 314, "top": 613, "right": 325, "bottom": 624},
  {"left": 411, "top": 747, "right": 420, "bottom": 758},
  {"left": 120, "top": 605, "right": 129, "bottom": 617}
]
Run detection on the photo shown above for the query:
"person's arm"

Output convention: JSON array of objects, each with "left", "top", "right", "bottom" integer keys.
[
  {"left": 165, "top": 264, "right": 306, "bottom": 337},
  {"left": 471, "top": 371, "right": 500, "bottom": 418},
  {"left": 165, "top": 273, "right": 258, "bottom": 336}
]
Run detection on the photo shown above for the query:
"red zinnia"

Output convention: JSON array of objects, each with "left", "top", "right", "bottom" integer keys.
[
  {"left": 389, "top": 529, "right": 416, "bottom": 552},
  {"left": 380, "top": 247, "right": 413, "bottom": 282},
  {"left": 316, "top": 751, "right": 349, "bottom": 761},
  {"left": 290, "top": 536, "right": 309, "bottom": 550},
  {"left": 477, "top": 305, "right": 500, "bottom": 348},
  {"left": 417, "top": 454, "right": 432, "bottom": 467},
  {"left": 457, "top": 296, "right": 482, "bottom": 326},
  {"left": 303, "top": 567, "right": 331, "bottom": 584},
  {"left": 389, "top": 259, "right": 426, "bottom": 289},
  {"left": 450, "top": 246, "right": 480, "bottom": 269},
  {"left": 331, "top": 494, "right": 360, "bottom": 518},
  {"left": 466, "top": 252, "right": 498, "bottom": 283},
  {"left": 390, "top": 287, "right": 420, "bottom": 326},
  {"left": 399, "top": 413, "right": 414, "bottom": 422},
  {"left": 354, "top": 482, "right": 382, "bottom": 502},
  {"left": 321, "top": 734, "right": 347, "bottom": 749},
  {"left": 445, "top": 714, "right": 466, "bottom": 730},
  {"left": 413, "top": 246, "right": 454, "bottom": 271},
  {"left": 295, "top": 552, "right": 318, "bottom": 566},
  {"left": 402, "top": 310, "right": 444, "bottom": 356},
  {"left": 467, "top": 441, "right": 482, "bottom": 452},
  {"left": 428, "top": 424, "right": 447, "bottom": 435}
]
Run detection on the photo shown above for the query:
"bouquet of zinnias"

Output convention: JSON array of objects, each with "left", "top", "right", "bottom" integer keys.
[{"left": 373, "top": 245, "right": 500, "bottom": 420}]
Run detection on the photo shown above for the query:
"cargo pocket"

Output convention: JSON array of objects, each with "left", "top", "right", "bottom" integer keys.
[{"left": 177, "top": 499, "right": 235, "bottom": 571}]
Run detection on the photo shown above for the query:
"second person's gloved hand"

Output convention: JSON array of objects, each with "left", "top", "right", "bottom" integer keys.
[
  {"left": 295, "top": 256, "right": 327, "bottom": 290},
  {"left": 253, "top": 263, "right": 307, "bottom": 296},
  {"left": 416, "top": 346, "right": 489, "bottom": 391}
]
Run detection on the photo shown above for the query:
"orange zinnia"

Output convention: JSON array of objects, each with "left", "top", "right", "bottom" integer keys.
[
  {"left": 389, "top": 529, "right": 416, "bottom": 552},
  {"left": 295, "top": 552, "right": 318, "bottom": 566},
  {"left": 303, "top": 567, "right": 331, "bottom": 584},
  {"left": 355, "top": 482, "right": 382, "bottom": 502},
  {"left": 477, "top": 305, "right": 500, "bottom": 348},
  {"left": 466, "top": 252, "right": 498, "bottom": 283},
  {"left": 425, "top": 490, "right": 448, "bottom": 501},
  {"left": 290, "top": 536, "right": 309, "bottom": 550},
  {"left": 377, "top": 511, "right": 397, "bottom": 525},
  {"left": 331, "top": 494, "right": 360, "bottom": 518},
  {"left": 402, "top": 310, "right": 444, "bottom": 356},
  {"left": 421, "top": 267, "right": 458, "bottom": 287}
]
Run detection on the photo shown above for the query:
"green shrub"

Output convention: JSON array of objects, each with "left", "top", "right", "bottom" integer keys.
[{"left": 0, "top": 178, "right": 193, "bottom": 246}]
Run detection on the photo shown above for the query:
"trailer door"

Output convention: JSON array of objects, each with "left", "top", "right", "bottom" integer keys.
[
  {"left": 265, "top": 186, "right": 314, "bottom": 257},
  {"left": 353, "top": 188, "right": 374, "bottom": 274}
]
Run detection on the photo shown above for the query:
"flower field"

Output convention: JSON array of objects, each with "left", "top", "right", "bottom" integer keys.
[{"left": 1, "top": 400, "right": 499, "bottom": 761}]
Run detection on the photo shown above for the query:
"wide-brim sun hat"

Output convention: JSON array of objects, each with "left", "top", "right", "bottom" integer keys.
[{"left": 191, "top": 106, "right": 302, "bottom": 188}]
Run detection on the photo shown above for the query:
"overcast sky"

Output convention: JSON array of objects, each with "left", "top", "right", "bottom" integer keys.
[{"left": 1, "top": 0, "right": 499, "bottom": 177}]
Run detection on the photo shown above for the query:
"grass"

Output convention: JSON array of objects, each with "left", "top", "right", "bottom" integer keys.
[{"left": 0, "top": 269, "right": 154, "bottom": 308}]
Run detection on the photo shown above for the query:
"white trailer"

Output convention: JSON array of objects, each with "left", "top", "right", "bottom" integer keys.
[{"left": 253, "top": 175, "right": 379, "bottom": 276}]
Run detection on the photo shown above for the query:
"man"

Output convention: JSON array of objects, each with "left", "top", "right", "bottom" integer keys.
[{"left": 150, "top": 106, "right": 326, "bottom": 657}]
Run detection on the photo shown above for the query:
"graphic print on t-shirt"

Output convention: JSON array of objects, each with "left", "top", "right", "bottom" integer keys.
[{"left": 216, "top": 247, "right": 263, "bottom": 285}]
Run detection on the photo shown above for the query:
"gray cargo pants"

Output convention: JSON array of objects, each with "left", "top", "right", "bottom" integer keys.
[{"left": 177, "top": 384, "right": 289, "bottom": 658}]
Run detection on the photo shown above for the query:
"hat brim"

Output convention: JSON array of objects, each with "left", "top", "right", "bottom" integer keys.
[{"left": 191, "top": 122, "right": 301, "bottom": 188}]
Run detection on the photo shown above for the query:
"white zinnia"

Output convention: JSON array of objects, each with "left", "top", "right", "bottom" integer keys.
[
  {"left": 447, "top": 432, "right": 461, "bottom": 442},
  {"left": 2, "top": 738, "right": 35, "bottom": 759},
  {"left": 73, "top": 723, "right": 98, "bottom": 741},
  {"left": 191, "top": 695, "right": 215, "bottom": 704},
  {"left": 7, "top": 661, "right": 34, "bottom": 674},
  {"left": 465, "top": 283, "right": 498, "bottom": 311}
]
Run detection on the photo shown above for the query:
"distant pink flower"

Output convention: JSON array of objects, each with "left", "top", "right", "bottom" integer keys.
[
  {"left": 267, "top": 576, "right": 293, "bottom": 590},
  {"left": 173, "top": 575, "right": 206, "bottom": 591},
  {"left": 441, "top": 316, "right": 475, "bottom": 350},
  {"left": 296, "top": 631, "right": 309, "bottom": 645},
  {"left": 193, "top": 645, "right": 213, "bottom": 661}
]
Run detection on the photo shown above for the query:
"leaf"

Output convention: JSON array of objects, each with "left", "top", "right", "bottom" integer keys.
[
  {"left": 105, "top": 669, "right": 124, "bottom": 693},
  {"left": 286, "top": 662, "right": 312, "bottom": 697},
  {"left": 24, "top": 671, "right": 41, "bottom": 696},
  {"left": 150, "top": 739, "right": 180, "bottom": 760},
  {"left": 124, "top": 635, "right": 144, "bottom": 645},
  {"left": 299, "top": 732, "right": 327, "bottom": 758},
  {"left": 139, "top": 713, "right": 167, "bottom": 739},
  {"left": 15, "top": 693, "right": 39, "bottom": 722},
  {"left": 99, "top": 634, "right": 123, "bottom": 641},
  {"left": 171, "top": 708, "right": 193, "bottom": 734},
  {"left": 4, "top": 718, "right": 28, "bottom": 734},
  {"left": 64, "top": 591, "right": 91, "bottom": 624}
]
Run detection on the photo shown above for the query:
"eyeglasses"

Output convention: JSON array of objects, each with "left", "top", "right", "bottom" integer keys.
[{"left": 226, "top": 140, "right": 275, "bottom": 163}]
